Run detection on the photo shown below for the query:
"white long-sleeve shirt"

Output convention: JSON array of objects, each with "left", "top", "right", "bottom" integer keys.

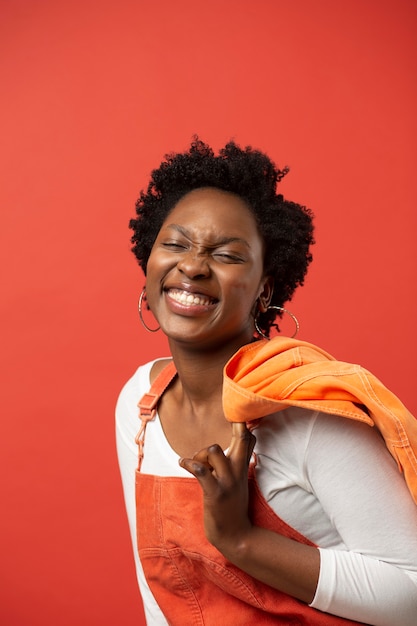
[{"left": 116, "top": 359, "right": 417, "bottom": 625}]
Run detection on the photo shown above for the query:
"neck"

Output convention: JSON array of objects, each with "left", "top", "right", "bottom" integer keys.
[{"left": 167, "top": 335, "right": 252, "bottom": 402}]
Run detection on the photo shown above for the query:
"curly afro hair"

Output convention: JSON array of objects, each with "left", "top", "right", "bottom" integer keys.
[{"left": 129, "top": 137, "right": 314, "bottom": 337}]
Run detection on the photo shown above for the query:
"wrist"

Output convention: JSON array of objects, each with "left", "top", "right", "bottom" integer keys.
[{"left": 211, "top": 523, "right": 254, "bottom": 564}]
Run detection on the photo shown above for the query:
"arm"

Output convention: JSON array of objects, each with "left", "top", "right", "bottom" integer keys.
[
  {"left": 179, "top": 418, "right": 417, "bottom": 625},
  {"left": 115, "top": 368, "right": 170, "bottom": 626},
  {"left": 179, "top": 423, "right": 320, "bottom": 604},
  {"left": 306, "top": 412, "right": 417, "bottom": 624}
]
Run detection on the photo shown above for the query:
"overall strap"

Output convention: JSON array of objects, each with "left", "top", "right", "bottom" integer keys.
[{"left": 135, "top": 360, "right": 177, "bottom": 471}]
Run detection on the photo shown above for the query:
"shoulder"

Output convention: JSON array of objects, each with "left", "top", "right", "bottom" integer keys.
[
  {"left": 253, "top": 406, "right": 320, "bottom": 467},
  {"left": 116, "top": 358, "right": 171, "bottom": 414},
  {"left": 253, "top": 407, "right": 393, "bottom": 476},
  {"left": 149, "top": 358, "right": 173, "bottom": 384},
  {"left": 115, "top": 357, "right": 170, "bottom": 451},
  {"left": 254, "top": 406, "right": 319, "bottom": 439}
]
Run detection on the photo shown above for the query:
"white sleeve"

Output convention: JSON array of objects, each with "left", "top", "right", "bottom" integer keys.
[
  {"left": 115, "top": 365, "right": 169, "bottom": 626},
  {"left": 307, "top": 413, "right": 417, "bottom": 625}
]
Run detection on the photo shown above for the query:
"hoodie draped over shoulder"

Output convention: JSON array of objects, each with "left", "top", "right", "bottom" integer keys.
[{"left": 223, "top": 337, "right": 417, "bottom": 505}]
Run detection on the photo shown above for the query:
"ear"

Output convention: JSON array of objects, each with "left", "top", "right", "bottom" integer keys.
[{"left": 257, "top": 276, "right": 274, "bottom": 312}]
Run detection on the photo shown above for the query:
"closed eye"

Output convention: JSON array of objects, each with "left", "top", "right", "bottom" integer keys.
[
  {"left": 162, "top": 241, "right": 187, "bottom": 250},
  {"left": 212, "top": 252, "right": 245, "bottom": 263}
]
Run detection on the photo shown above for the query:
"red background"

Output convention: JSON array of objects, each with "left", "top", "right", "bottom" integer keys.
[{"left": 1, "top": 1, "right": 416, "bottom": 624}]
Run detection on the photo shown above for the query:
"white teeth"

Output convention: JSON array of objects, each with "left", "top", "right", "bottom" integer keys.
[{"left": 168, "top": 289, "right": 212, "bottom": 306}]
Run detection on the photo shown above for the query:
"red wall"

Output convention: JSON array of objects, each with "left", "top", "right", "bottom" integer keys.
[{"left": 1, "top": 1, "right": 416, "bottom": 624}]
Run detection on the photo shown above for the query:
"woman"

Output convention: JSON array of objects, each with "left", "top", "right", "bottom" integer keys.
[{"left": 116, "top": 138, "right": 417, "bottom": 625}]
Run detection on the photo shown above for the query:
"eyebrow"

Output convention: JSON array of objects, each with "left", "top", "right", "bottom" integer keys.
[{"left": 165, "top": 224, "right": 251, "bottom": 248}]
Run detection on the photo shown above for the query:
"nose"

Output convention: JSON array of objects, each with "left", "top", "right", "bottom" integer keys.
[{"left": 177, "top": 250, "right": 210, "bottom": 279}]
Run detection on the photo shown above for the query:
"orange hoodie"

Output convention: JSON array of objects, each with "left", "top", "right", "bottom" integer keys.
[{"left": 223, "top": 337, "right": 417, "bottom": 505}]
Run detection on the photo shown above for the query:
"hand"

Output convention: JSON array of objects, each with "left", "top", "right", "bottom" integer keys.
[
  {"left": 179, "top": 422, "right": 256, "bottom": 554},
  {"left": 180, "top": 423, "right": 320, "bottom": 603}
]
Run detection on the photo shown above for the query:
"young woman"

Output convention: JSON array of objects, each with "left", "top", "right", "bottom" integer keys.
[{"left": 116, "top": 138, "right": 417, "bottom": 625}]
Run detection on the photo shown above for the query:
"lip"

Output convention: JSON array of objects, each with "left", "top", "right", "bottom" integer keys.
[
  {"left": 163, "top": 283, "right": 218, "bottom": 314},
  {"left": 164, "top": 282, "right": 218, "bottom": 300}
]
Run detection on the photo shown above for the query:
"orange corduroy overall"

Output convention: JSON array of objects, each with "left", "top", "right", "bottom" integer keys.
[{"left": 135, "top": 361, "right": 366, "bottom": 625}]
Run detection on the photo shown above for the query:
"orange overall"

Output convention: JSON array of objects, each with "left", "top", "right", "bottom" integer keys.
[{"left": 135, "top": 361, "right": 367, "bottom": 625}]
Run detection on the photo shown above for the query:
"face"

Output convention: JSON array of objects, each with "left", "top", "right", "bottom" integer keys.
[{"left": 145, "top": 188, "right": 273, "bottom": 350}]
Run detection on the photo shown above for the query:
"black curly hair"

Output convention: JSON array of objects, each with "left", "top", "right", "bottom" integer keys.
[{"left": 129, "top": 137, "right": 314, "bottom": 337}]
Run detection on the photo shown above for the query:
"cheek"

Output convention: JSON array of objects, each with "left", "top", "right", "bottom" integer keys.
[
  {"left": 143, "top": 253, "right": 162, "bottom": 300},
  {"left": 145, "top": 254, "right": 156, "bottom": 278},
  {"left": 224, "top": 270, "right": 264, "bottom": 303},
  {"left": 146, "top": 249, "right": 169, "bottom": 278}
]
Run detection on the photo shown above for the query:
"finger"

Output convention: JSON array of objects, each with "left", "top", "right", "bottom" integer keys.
[
  {"left": 178, "top": 456, "right": 219, "bottom": 496},
  {"left": 226, "top": 422, "right": 256, "bottom": 469},
  {"left": 192, "top": 444, "right": 234, "bottom": 482},
  {"left": 178, "top": 455, "right": 210, "bottom": 476},
  {"left": 192, "top": 446, "right": 217, "bottom": 467}
]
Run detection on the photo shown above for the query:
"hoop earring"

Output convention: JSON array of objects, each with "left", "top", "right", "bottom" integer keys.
[
  {"left": 138, "top": 288, "right": 160, "bottom": 333},
  {"left": 255, "top": 306, "right": 300, "bottom": 340}
]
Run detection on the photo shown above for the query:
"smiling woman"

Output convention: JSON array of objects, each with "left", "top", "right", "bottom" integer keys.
[
  {"left": 116, "top": 139, "right": 417, "bottom": 626},
  {"left": 145, "top": 188, "right": 270, "bottom": 351}
]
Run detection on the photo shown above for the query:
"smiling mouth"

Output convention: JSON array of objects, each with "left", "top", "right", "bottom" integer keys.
[{"left": 167, "top": 288, "right": 216, "bottom": 307}]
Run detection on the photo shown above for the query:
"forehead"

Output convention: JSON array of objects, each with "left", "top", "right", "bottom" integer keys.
[{"left": 163, "top": 187, "right": 259, "bottom": 236}]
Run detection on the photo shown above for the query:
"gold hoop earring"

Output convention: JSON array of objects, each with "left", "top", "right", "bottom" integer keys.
[
  {"left": 138, "top": 288, "right": 160, "bottom": 333},
  {"left": 255, "top": 305, "right": 299, "bottom": 339}
]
